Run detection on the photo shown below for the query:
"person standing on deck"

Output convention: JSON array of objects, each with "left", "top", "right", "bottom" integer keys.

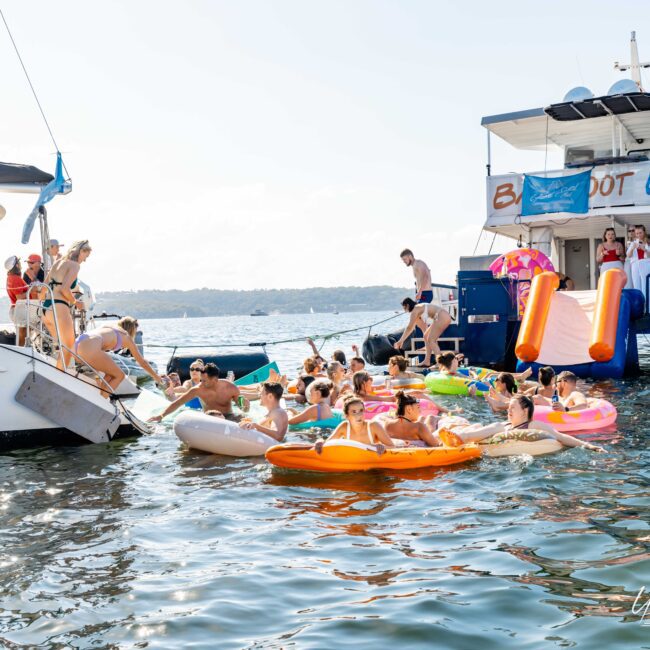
[{"left": 400, "top": 248, "right": 433, "bottom": 304}]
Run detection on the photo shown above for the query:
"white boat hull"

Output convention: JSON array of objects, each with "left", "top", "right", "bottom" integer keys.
[
  {"left": 0, "top": 344, "right": 142, "bottom": 449},
  {"left": 174, "top": 410, "right": 277, "bottom": 457}
]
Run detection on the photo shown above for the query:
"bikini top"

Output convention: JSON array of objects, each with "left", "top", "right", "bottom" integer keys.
[
  {"left": 109, "top": 328, "right": 124, "bottom": 351},
  {"left": 49, "top": 276, "right": 78, "bottom": 290},
  {"left": 345, "top": 421, "right": 374, "bottom": 444},
  {"left": 602, "top": 247, "right": 620, "bottom": 263}
]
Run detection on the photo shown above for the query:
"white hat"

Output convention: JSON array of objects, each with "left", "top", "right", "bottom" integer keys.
[{"left": 4, "top": 255, "right": 18, "bottom": 271}]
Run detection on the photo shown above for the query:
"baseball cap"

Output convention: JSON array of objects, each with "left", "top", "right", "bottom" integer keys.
[
  {"left": 27, "top": 253, "right": 42, "bottom": 263},
  {"left": 49, "top": 238, "right": 64, "bottom": 247},
  {"left": 4, "top": 255, "right": 18, "bottom": 271}
]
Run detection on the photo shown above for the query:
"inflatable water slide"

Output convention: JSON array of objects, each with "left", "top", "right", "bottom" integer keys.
[{"left": 515, "top": 269, "right": 644, "bottom": 379}]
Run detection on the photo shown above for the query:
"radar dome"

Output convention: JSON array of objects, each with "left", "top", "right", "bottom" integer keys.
[
  {"left": 563, "top": 86, "right": 594, "bottom": 102},
  {"left": 607, "top": 79, "right": 639, "bottom": 95}
]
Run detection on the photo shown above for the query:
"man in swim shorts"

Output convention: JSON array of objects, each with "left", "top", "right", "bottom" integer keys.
[
  {"left": 400, "top": 248, "right": 433, "bottom": 303},
  {"left": 149, "top": 362, "right": 248, "bottom": 422}
]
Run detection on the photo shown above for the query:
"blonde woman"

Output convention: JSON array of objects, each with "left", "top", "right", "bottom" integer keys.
[
  {"left": 74, "top": 316, "right": 163, "bottom": 397},
  {"left": 43, "top": 240, "right": 92, "bottom": 369}
]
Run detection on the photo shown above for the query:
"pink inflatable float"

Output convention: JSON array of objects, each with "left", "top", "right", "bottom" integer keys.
[
  {"left": 489, "top": 248, "right": 555, "bottom": 317},
  {"left": 533, "top": 398, "right": 617, "bottom": 432},
  {"left": 335, "top": 397, "right": 439, "bottom": 421}
]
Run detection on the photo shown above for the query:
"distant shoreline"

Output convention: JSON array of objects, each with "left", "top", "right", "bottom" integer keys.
[{"left": 1, "top": 285, "right": 413, "bottom": 320}]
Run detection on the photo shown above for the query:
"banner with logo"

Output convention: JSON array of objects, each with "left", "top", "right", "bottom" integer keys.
[
  {"left": 486, "top": 161, "right": 650, "bottom": 222},
  {"left": 521, "top": 169, "right": 590, "bottom": 216}
]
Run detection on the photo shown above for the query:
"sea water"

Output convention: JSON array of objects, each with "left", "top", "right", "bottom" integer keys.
[{"left": 1, "top": 311, "right": 649, "bottom": 649}]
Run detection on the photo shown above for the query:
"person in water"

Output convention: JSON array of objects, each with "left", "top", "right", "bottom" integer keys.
[
  {"left": 436, "top": 395, "right": 605, "bottom": 453},
  {"left": 75, "top": 316, "right": 163, "bottom": 396},
  {"left": 347, "top": 355, "right": 366, "bottom": 377},
  {"left": 326, "top": 361, "right": 350, "bottom": 404},
  {"left": 315, "top": 396, "right": 394, "bottom": 456},
  {"left": 485, "top": 372, "right": 518, "bottom": 412},
  {"left": 394, "top": 297, "right": 452, "bottom": 367},
  {"left": 287, "top": 380, "right": 334, "bottom": 425},
  {"left": 400, "top": 248, "right": 433, "bottom": 303},
  {"left": 597, "top": 227, "right": 625, "bottom": 274},
  {"left": 545, "top": 370, "right": 588, "bottom": 412},
  {"left": 43, "top": 240, "right": 92, "bottom": 370},
  {"left": 352, "top": 370, "right": 457, "bottom": 414},
  {"left": 240, "top": 382, "right": 288, "bottom": 442},
  {"left": 386, "top": 355, "right": 425, "bottom": 384},
  {"left": 149, "top": 362, "right": 248, "bottom": 422},
  {"left": 524, "top": 366, "right": 555, "bottom": 399},
  {"left": 306, "top": 337, "right": 348, "bottom": 368},
  {"left": 382, "top": 391, "right": 440, "bottom": 447}
]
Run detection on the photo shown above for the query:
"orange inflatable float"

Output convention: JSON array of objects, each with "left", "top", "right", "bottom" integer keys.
[
  {"left": 265, "top": 439, "right": 480, "bottom": 472},
  {"left": 515, "top": 271, "right": 559, "bottom": 362},
  {"left": 589, "top": 268, "right": 627, "bottom": 362}
]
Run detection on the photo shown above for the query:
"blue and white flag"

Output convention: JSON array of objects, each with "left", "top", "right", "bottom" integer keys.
[
  {"left": 521, "top": 169, "right": 590, "bottom": 216},
  {"left": 21, "top": 152, "right": 69, "bottom": 244}
]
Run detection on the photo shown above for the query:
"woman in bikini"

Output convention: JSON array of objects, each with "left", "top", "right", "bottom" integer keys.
[
  {"left": 287, "top": 380, "right": 334, "bottom": 425},
  {"left": 42, "top": 240, "right": 91, "bottom": 369},
  {"left": 393, "top": 297, "right": 452, "bottom": 367},
  {"left": 436, "top": 395, "right": 606, "bottom": 452},
  {"left": 315, "top": 396, "right": 394, "bottom": 456},
  {"left": 74, "top": 316, "right": 163, "bottom": 397},
  {"left": 381, "top": 391, "right": 440, "bottom": 447}
]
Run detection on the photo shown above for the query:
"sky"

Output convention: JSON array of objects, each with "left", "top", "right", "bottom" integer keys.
[{"left": 0, "top": 0, "right": 645, "bottom": 292}]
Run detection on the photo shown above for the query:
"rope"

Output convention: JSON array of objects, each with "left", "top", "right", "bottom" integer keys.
[
  {"left": 0, "top": 8, "right": 70, "bottom": 178},
  {"left": 144, "top": 312, "right": 404, "bottom": 350}
]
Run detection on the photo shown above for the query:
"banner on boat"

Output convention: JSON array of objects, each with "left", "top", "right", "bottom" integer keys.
[
  {"left": 521, "top": 169, "right": 590, "bottom": 216},
  {"left": 486, "top": 161, "right": 650, "bottom": 221}
]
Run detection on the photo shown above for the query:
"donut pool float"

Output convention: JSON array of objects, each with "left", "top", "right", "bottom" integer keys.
[
  {"left": 480, "top": 429, "right": 563, "bottom": 457},
  {"left": 533, "top": 398, "right": 617, "bottom": 432},
  {"left": 387, "top": 377, "right": 426, "bottom": 390},
  {"left": 425, "top": 372, "right": 491, "bottom": 396}
]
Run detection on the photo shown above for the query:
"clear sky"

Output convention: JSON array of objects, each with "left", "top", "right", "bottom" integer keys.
[{"left": 0, "top": 1, "right": 645, "bottom": 292}]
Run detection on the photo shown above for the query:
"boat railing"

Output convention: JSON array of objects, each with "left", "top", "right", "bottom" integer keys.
[{"left": 24, "top": 282, "right": 117, "bottom": 398}]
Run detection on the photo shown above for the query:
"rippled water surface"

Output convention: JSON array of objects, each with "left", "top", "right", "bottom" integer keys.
[{"left": 2, "top": 312, "right": 650, "bottom": 649}]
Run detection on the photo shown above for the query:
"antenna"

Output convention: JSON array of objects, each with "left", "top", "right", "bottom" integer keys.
[{"left": 614, "top": 31, "right": 650, "bottom": 91}]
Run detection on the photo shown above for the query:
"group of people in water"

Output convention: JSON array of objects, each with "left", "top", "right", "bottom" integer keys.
[{"left": 146, "top": 339, "right": 605, "bottom": 456}]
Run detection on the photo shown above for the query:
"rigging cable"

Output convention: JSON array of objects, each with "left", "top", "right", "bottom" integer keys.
[{"left": 0, "top": 8, "right": 70, "bottom": 178}]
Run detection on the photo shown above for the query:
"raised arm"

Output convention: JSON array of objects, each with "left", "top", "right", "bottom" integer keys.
[
  {"left": 123, "top": 336, "right": 162, "bottom": 384},
  {"left": 287, "top": 404, "right": 318, "bottom": 425},
  {"left": 148, "top": 386, "right": 199, "bottom": 422},
  {"left": 394, "top": 308, "right": 424, "bottom": 348}
]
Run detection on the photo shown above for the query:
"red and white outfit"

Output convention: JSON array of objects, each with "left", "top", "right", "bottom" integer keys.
[
  {"left": 627, "top": 239, "right": 650, "bottom": 300},
  {"left": 6, "top": 273, "right": 30, "bottom": 327},
  {"left": 599, "top": 246, "right": 624, "bottom": 274}
]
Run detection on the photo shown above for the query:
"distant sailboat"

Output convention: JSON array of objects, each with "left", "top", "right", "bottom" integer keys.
[
  {"left": 332, "top": 305, "right": 339, "bottom": 314},
  {"left": 310, "top": 307, "right": 315, "bottom": 314},
  {"left": 182, "top": 312, "right": 187, "bottom": 319}
]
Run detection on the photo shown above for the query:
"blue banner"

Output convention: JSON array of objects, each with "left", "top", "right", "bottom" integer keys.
[
  {"left": 21, "top": 152, "right": 69, "bottom": 244},
  {"left": 521, "top": 169, "right": 591, "bottom": 216}
]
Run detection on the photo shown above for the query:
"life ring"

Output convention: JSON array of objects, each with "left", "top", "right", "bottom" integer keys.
[
  {"left": 265, "top": 439, "right": 481, "bottom": 472},
  {"left": 480, "top": 428, "right": 563, "bottom": 457},
  {"left": 425, "top": 372, "right": 490, "bottom": 396},
  {"left": 290, "top": 410, "right": 344, "bottom": 430},
  {"left": 533, "top": 398, "right": 617, "bottom": 432}
]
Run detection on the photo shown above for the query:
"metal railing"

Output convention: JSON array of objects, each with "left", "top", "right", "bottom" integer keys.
[{"left": 24, "top": 281, "right": 116, "bottom": 398}]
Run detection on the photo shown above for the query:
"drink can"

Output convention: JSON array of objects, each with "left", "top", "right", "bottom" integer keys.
[{"left": 237, "top": 395, "right": 245, "bottom": 409}]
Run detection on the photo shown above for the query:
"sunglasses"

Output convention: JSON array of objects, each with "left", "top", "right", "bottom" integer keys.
[{"left": 190, "top": 367, "right": 203, "bottom": 371}]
